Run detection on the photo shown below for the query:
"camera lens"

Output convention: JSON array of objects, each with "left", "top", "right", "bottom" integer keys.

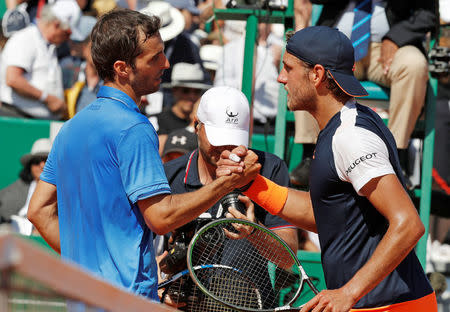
[
  {"left": 220, "top": 191, "right": 246, "bottom": 215},
  {"left": 159, "top": 241, "right": 188, "bottom": 275}
]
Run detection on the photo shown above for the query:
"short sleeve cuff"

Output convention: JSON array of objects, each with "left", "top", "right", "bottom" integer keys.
[
  {"left": 39, "top": 172, "right": 56, "bottom": 186},
  {"left": 128, "top": 182, "right": 171, "bottom": 203},
  {"left": 353, "top": 166, "right": 395, "bottom": 195}
]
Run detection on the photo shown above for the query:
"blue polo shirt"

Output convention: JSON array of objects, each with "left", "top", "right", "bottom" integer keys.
[
  {"left": 41, "top": 86, "right": 171, "bottom": 300},
  {"left": 310, "top": 100, "right": 432, "bottom": 308}
]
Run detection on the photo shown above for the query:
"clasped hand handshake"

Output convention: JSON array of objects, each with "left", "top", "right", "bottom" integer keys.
[{"left": 215, "top": 145, "right": 261, "bottom": 189}]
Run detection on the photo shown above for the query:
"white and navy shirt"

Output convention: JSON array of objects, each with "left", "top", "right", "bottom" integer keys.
[{"left": 310, "top": 100, "right": 432, "bottom": 308}]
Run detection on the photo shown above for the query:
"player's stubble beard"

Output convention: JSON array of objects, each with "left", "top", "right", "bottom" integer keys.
[{"left": 287, "top": 81, "right": 317, "bottom": 112}]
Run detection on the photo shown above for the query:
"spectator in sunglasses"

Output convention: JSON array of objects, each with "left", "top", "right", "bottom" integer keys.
[
  {"left": 149, "top": 62, "right": 211, "bottom": 154},
  {"left": 0, "top": 138, "right": 52, "bottom": 234}
]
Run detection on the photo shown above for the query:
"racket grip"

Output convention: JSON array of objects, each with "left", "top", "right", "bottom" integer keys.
[{"left": 243, "top": 175, "right": 288, "bottom": 215}]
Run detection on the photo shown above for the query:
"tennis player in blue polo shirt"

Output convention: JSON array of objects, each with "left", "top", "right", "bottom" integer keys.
[
  {"left": 218, "top": 27, "right": 437, "bottom": 311},
  {"left": 27, "top": 10, "right": 260, "bottom": 302}
]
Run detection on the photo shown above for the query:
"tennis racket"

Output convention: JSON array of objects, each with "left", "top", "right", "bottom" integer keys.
[
  {"left": 187, "top": 218, "right": 320, "bottom": 311},
  {"left": 159, "top": 265, "right": 262, "bottom": 311}
]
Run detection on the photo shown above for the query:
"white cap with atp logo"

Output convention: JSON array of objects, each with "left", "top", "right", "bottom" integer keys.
[{"left": 197, "top": 86, "right": 250, "bottom": 148}]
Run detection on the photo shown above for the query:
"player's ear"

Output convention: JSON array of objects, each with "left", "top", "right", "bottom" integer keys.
[
  {"left": 312, "top": 64, "right": 326, "bottom": 87},
  {"left": 193, "top": 117, "right": 200, "bottom": 133},
  {"left": 113, "top": 60, "right": 130, "bottom": 79}
]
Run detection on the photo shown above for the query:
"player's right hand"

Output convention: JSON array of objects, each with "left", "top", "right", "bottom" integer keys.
[{"left": 217, "top": 146, "right": 261, "bottom": 189}]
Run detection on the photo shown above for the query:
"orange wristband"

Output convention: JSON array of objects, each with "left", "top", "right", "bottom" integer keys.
[{"left": 243, "top": 175, "right": 288, "bottom": 215}]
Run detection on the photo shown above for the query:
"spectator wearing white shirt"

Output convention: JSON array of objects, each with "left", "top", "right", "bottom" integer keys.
[{"left": 0, "top": 1, "right": 81, "bottom": 120}]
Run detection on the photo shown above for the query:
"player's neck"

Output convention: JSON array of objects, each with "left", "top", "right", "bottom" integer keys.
[
  {"left": 312, "top": 95, "right": 346, "bottom": 130},
  {"left": 103, "top": 81, "right": 139, "bottom": 104}
]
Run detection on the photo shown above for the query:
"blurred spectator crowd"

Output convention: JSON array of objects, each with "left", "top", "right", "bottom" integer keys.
[{"left": 0, "top": 0, "right": 287, "bottom": 134}]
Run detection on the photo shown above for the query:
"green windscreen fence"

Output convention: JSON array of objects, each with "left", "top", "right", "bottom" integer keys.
[
  {"left": 0, "top": 117, "right": 62, "bottom": 189},
  {"left": 0, "top": 1, "right": 6, "bottom": 19}
]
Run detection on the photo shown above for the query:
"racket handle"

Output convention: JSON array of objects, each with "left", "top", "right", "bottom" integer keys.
[{"left": 305, "top": 278, "right": 320, "bottom": 295}]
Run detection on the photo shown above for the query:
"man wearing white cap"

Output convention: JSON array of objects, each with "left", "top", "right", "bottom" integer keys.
[
  {"left": 162, "top": 86, "right": 298, "bottom": 308},
  {"left": 0, "top": 1, "right": 81, "bottom": 120}
]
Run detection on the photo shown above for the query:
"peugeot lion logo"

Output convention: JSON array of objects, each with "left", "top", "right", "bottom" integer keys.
[{"left": 225, "top": 107, "right": 239, "bottom": 124}]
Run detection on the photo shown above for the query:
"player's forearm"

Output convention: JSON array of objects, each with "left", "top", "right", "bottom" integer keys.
[
  {"left": 144, "top": 149, "right": 261, "bottom": 233},
  {"left": 280, "top": 189, "right": 317, "bottom": 233},
  {"left": 341, "top": 215, "right": 424, "bottom": 304},
  {"left": 28, "top": 203, "right": 61, "bottom": 253},
  {"left": 140, "top": 176, "right": 237, "bottom": 235},
  {"left": 28, "top": 181, "right": 61, "bottom": 253}
]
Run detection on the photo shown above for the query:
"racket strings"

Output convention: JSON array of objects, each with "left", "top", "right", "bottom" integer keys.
[
  {"left": 187, "top": 285, "right": 231, "bottom": 312},
  {"left": 162, "top": 271, "right": 235, "bottom": 312},
  {"left": 190, "top": 220, "right": 303, "bottom": 310},
  {"left": 207, "top": 270, "right": 261, "bottom": 308},
  {"left": 252, "top": 229, "right": 296, "bottom": 269}
]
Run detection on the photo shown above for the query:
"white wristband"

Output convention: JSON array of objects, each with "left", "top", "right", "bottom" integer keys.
[{"left": 39, "top": 91, "right": 48, "bottom": 103}]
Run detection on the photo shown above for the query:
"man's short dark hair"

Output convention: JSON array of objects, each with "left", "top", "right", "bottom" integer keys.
[{"left": 91, "top": 8, "right": 161, "bottom": 82}]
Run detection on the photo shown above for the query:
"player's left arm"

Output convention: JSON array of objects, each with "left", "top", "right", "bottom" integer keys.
[
  {"left": 341, "top": 173, "right": 423, "bottom": 304},
  {"left": 329, "top": 129, "right": 425, "bottom": 302},
  {"left": 301, "top": 127, "right": 424, "bottom": 311},
  {"left": 301, "top": 174, "right": 423, "bottom": 311},
  {"left": 28, "top": 180, "right": 61, "bottom": 254},
  {"left": 28, "top": 137, "right": 60, "bottom": 254}
]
